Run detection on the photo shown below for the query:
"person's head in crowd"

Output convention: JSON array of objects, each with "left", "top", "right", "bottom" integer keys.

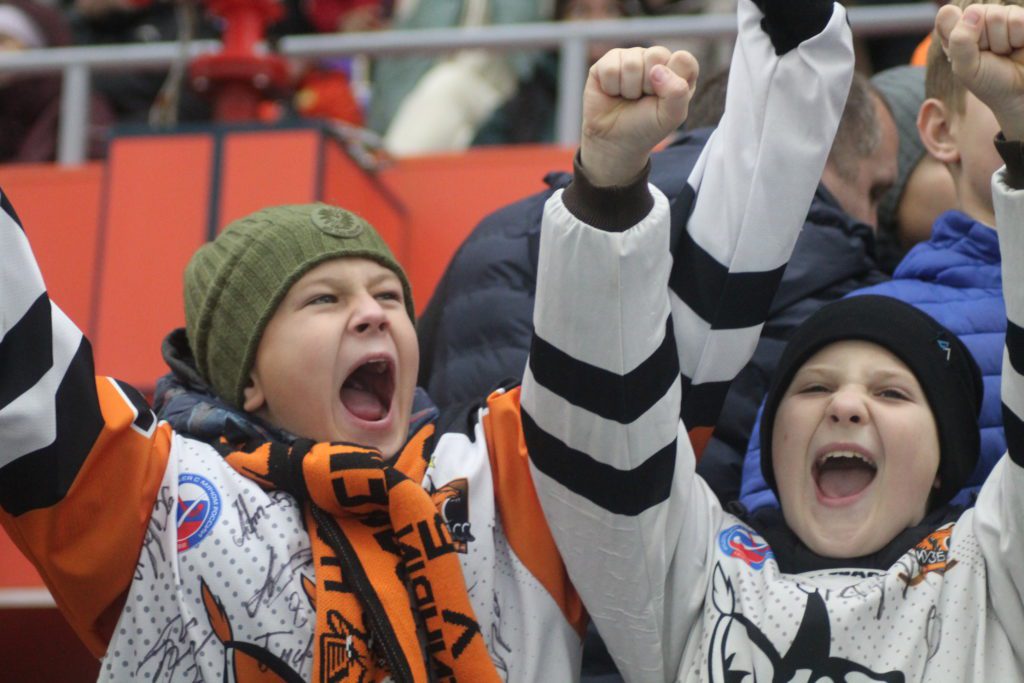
[
  {"left": 683, "top": 65, "right": 729, "bottom": 130},
  {"left": 184, "top": 203, "right": 419, "bottom": 458},
  {"left": 0, "top": 2, "right": 44, "bottom": 51},
  {"left": 870, "top": 65, "right": 957, "bottom": 270},
  {"left": 819, "top": 72, "right": 899, "bottom": 231},
  {"left": 687, "top": 69, "right": 898, "bottom": 231},
  {"left": 556, "top": 0, "right": 627, "bottom": 62},
  {"left": 918, "top": 0, "right": 1023, "bottom": 228},
  {"left": 760, "top": 295, "right": 982, "bottom": 558}
]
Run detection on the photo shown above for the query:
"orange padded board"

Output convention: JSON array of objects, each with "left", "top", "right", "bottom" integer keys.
[
  {"left": 91, "top": 134, "right": 214, "bottom": 392},
  {"left": 321, "top": 140, "right": 409, "bottom": 274},
  {"left": 216, "top": 127, "right": 323, "bottom": 230},
  {"left": 376, "top": 144, "right": 575, "bottom": 315},
  {"left": 0, "top": 163, "right": 104, "bottom": 331}
]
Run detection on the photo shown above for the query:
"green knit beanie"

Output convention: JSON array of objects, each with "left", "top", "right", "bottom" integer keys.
[{"left": 184, "top": 203, "right": 414, "bottom": 409}]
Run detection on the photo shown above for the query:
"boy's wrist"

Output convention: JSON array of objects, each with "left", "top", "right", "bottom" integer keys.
[
  {"left": 995, "top": 132, "right": 1024, "bottom": 190},
  {"left": 563, "top": 150, "right": 654, "bottom": 232}
]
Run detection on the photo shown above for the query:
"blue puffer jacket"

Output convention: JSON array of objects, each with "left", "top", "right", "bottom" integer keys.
[{"left": 740, "top": 210, "right": 1005, "bottom": 511}]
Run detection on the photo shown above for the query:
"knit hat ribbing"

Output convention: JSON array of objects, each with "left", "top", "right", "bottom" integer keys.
[
  {"left": 871, "top": 65, "right": 927, "bottom": 237},
  {"left": 184, "top": 203, "right": 414, "bottom": 409},
  {"left": 760, "top": 295, "right": 982, "bottom": 511}
]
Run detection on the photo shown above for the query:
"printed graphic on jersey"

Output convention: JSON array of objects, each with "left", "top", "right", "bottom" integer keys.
[
  {"left": 708, "top": 563, "right": 904, "bottom": 682},
  {"left": 718, "top": 524, "right": 774, "bottom": 570},
  {"left": 177, "top": 473, "right": 222, "bottom": 552},
  {"left": 430, "top": 478, "right": 474, "bottom": 553},
  {"left": 201, "top": 578, "right": 305, "bottom": 682},
  {"left": 898, "top": 524, "right": 959, "bottom": 590}
]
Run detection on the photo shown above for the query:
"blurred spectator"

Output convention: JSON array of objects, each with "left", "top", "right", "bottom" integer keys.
[
  {"left": 0, "top": 0, "right": 114, "bottom": 162},
  {"left": 68, "top": 0, "right": 217, "bottom": 123},
  {"left": 305, "top": 0, "right": 391, "bottom": 32},
  {"left": 69, "top": 0, "right": 314, "bottom": 125},
  {"left": 870, "top": 64, "right": 956, "bottom": 272},
  {"left": 472, "top": 0, "right": 627, "bottom": 147},
  {"left": 367, "top": 0, "right": 552, "bottom": 156}
]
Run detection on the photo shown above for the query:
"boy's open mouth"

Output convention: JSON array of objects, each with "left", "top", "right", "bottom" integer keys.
[
  {"left": 340, "top": 358, "right": 394, "bottom": 422},
  {"left": 812, "top": 451, "right": 877, "bottom": 501}
]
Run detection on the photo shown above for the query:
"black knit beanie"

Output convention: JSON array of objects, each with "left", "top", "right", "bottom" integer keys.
[{"left": 760, "top": 295, "right": 982, "bottom": 510}]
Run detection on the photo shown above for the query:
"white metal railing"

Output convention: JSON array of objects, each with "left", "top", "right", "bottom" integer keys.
[{"left": 0, "top": 3, "right": 938, "bottom": 166}]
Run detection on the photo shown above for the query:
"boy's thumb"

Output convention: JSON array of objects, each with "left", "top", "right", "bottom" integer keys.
[{"left": 651, "top": 65, "right": 692, "bottom": 129}]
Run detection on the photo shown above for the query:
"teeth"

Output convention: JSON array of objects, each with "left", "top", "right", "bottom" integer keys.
[
  {"left": 367, "top": 360, "right": 388, "bottom": 374},
  {"left": 819, "top": 451, "right": 875, "bottom": 468}
]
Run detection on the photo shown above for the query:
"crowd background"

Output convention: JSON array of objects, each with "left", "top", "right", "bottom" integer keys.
[{"left": 0, "top": 0, "right": 942, "bottom": 164}]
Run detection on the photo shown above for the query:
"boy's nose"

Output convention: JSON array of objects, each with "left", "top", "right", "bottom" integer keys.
[
  {"left": 827, "top": 389, "right": 868, "bottom": 425},
  {"left": 350, "top": 292, "right": 388, "bottom": 333}
]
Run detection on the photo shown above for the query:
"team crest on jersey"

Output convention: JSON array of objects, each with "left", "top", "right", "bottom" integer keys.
[
  {"left": 899, "top": 524, "right": 958, "bottom": 590},
  {"left": 430, "top": 478, "right": 474, "bottom": 553},
  {"left": 177, "top": 473, "right": 222, "bottom": 552},
  {"left": 719, "top": 524, "right": 774, "bottom": 570}
]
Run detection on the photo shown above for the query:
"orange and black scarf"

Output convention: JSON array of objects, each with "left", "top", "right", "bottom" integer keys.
[{"left": 216, "top": 424, "right": 500, "bottom": 683}]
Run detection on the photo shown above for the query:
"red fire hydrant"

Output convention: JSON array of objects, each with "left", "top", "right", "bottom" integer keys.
[{"left": 189, "top": 0, "right": 292, "bottom": 121}]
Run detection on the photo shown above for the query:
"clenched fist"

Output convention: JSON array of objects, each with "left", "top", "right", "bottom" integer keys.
[
  {"left": 937, "top": 3, "right": 1024, "bottom": 140},
  {"left": 580, "top": 46, "right": 699, "bottom": 187}
]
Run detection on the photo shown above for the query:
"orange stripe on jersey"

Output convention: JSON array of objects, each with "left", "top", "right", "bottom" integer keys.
[
  {"left": 482, "top": 387, "right": 586, "bottom": 637},
  {"left": 2, "top": 377, "right": 171, "bottom": 656},
  {"left": 688, "top": 426, "right": 714, "bottom": 461}
]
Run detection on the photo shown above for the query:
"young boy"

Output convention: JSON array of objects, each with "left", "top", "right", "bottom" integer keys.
[
  {"left": 740, "top": 0, "right": 1021, "bottom": 513},
  {"left": 523, "top": 4, "right": 1024, "bottom": 680},
  {"left": 0, "top": 0, "right": 852, "bottom": 680}
]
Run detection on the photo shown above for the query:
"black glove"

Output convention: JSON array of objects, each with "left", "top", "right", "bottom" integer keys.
[{"left": 751, "top": 0, "right": 835, "bottom": 56}]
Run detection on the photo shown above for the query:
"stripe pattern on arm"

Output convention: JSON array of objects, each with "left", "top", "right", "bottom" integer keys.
[
  {"left": 1004, "top": 319, "right": 1024, "bottom": 468},
  {"left": 0, "top": 191, "right": 104, "bottom": 515}
]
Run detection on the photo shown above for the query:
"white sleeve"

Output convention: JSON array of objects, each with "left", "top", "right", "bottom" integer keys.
[
  {"left": 974, "top": 168, "right": 1024, "bottom": 643},
  {"left": 522, "top": 3, "right": 854, "bottom": 681}
]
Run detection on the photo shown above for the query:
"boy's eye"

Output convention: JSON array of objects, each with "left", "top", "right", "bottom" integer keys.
[
  {"left": 877, "top": 388, "right": 909, "bottom": 401},
  {"left": 798, "top": 383, "right": 830, "bottom": 394},
  {"left": 306, "top": 293, "right": 337, "bottom": 306},
  {"left": 375, "top": 290, "right": 403, "bottom": 303}
]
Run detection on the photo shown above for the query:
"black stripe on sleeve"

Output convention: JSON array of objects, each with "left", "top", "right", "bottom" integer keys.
[
  {"left": 669, "top": 227, "right": 786, "bottom": 330},
  {"left": 113, "top": 379, "right": 156, "bottom": 434},
  {"left": 522, "top": 409, "right": 675, "bottom": 516},
  {"left": 529, "top": 319, "right": 679, "bottom": 424},
  {"left": 679, "top": 378, "right": 733, "bottom": 430},
  {"left": 1006, "top": 320, "right": 1024, "bottom": 378},
  {"left": 0, "top": 338, "right": 104, "bottom": 516},
  {"left": 0, "top": 294, "right": 53, "bottom": 412},
  {"left": 1003, "top": 403, "right": 1024, "bottom": 469},
  {"left": 1, "top": 191, "right": 23, "bottom": 230}
]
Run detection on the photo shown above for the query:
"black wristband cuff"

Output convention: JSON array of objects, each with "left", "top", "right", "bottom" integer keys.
[
  {"left": 995, "top": 132, "right": 1024, "bottom": 190},
  {"left": 562, "top": 151, "right": 654, "bottom": 232}
]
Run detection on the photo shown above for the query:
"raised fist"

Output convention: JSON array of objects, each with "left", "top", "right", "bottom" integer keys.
[
  {"left": 580, "top": 46, "right": 698, "bottom": 187},
  {"left": 937, "top": 3, "right": 1024, "bottom": 140}
]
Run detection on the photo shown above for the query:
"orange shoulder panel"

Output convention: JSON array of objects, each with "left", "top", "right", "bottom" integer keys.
[
  {"left": 481, "top": 388, "right": 586, "bottom": 637},
  {"left": 1, "top": 377, "right": 171, "bottom": 656}
]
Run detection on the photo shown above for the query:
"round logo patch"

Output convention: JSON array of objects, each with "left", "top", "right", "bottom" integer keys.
[
  {"left": 177, "top": 473, "right": 222, "bottom": 552},
  {"left": 311, "top": 206, "right": 364, "bottom": 239}
]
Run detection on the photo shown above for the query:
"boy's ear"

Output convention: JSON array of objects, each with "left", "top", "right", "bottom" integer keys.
[
  {"left": 918, "top": 97, "right": 961, "bottom": 166},
  {"left": 242, "top": 375, "right": 266, "bottom": 413}
]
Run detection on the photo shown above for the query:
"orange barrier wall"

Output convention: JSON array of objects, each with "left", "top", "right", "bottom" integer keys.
[{"left": 0, "top": 124, "right": 574, "bottom": 682}]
